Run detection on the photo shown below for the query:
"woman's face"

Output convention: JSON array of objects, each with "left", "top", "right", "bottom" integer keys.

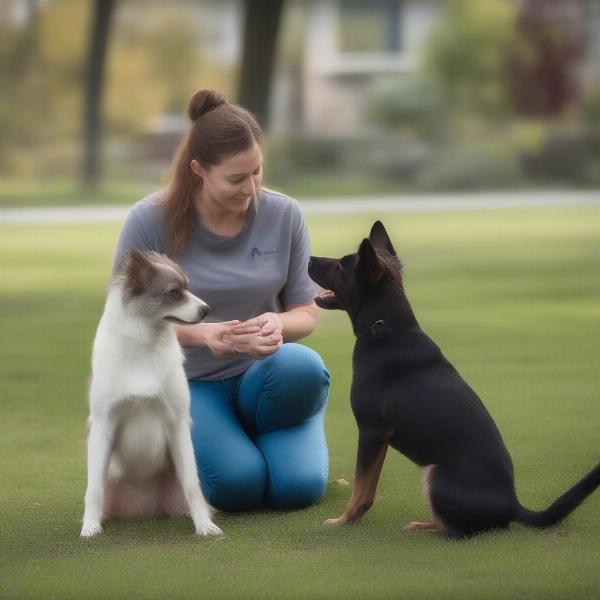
[{"left": 193, "top": 143, "right": 263, "bottom": 215}]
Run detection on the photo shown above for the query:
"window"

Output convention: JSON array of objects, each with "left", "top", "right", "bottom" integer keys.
[{"left": 338, "top": 0, "right": 403, "bottom": 53}]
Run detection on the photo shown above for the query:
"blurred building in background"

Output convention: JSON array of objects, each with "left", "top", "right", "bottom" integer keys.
[{"left": 283, "top": 0, "right": 440, "bottom": 136}]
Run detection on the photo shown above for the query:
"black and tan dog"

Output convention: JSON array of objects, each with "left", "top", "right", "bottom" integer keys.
[{"left": 308, "top": 221, "right": 600, "bottom": 538}]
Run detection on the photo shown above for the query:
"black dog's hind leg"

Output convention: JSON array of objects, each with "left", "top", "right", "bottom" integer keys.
[
  {"left": 427, "top": 465, "right": 513, "bottom": 538},
  {"left": 403, "top": 466, "right": 447, "bottom": 534},
  {"left": 326, "top": 429, "right": 390, "bottom": 525}
]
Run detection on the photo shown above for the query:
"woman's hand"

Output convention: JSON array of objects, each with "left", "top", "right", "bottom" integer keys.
[
  {"left": 256, "top": 312, "right": 284, "bottom": 337},
  {"left": 178, "top": 321, "right": 241, "bottom": 360},
  {"left": 225, "top": 313, "right": 283, "bottom": 359}
]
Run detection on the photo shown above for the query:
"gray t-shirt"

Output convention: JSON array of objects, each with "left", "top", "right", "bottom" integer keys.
[{"left": 113, "top": 188, "right": 318, "bottom": 381}]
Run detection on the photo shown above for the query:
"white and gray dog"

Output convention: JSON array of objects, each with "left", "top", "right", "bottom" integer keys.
[{"left": 81, "top": 250, "right": 222, "bottom": 538}]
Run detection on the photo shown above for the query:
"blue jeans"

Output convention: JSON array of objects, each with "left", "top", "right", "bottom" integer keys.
[{"left": 188, "top": 343, "right": 330, "bottom": 511}]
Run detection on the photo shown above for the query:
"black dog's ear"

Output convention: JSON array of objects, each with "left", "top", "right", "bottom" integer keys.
[
  {"left": 369, "top": 220, "right": 397, "bottom": 257},
  {"left": 358, "top": 238, "right": 386, "bottom": 285}
]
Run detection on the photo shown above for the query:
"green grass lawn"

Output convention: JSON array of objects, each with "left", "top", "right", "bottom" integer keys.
[
  {"left": 1, "top": 207, "right": 599, "bottom": 599},
  {"left": 0, "top": 179, "right": 154, "bottom": 208}
]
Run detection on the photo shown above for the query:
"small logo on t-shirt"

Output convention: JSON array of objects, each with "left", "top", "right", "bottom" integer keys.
[{"left": 251, "top": 247, "right": 280, "bottom": 257}]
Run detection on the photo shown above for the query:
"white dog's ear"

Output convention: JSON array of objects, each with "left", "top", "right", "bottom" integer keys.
[{"left": 124, "top": 250, "right": 156, "bottom": 298}]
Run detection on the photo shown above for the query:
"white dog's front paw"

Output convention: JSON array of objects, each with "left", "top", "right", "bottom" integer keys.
[
  {"left": 195, "top": 519, "right": 223, "bottom": 536},
  {"left": 80, "top": 522, "right": 103, "bottom": 538}
]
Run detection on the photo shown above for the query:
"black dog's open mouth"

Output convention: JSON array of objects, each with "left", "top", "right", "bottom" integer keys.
[
  {"left": 315, "top": 289, "right": 340, "bottom": 310},
  {"left": 309, "top": 256, "right": 342, "bottom": 310}
]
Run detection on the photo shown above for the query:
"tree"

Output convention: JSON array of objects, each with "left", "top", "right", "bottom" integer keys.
[
  {"left": 237, "top": 0, "right": 285, "bottom": 129},
  {"left": 82, "top": 0, "right": 116, "bottom": 187},
  {"left": 0, "top": 0, "right": 40, "bottom": 171},
  {"left": 425, "top": 0, "right": 516, "bottom": 121},
  {"left": 508, "top": 0, "right": 585, "bottom": 117}
]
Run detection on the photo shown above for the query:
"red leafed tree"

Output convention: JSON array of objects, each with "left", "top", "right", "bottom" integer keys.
[{"left": 508, "top": 0, "right": 586, "bottom": 117}]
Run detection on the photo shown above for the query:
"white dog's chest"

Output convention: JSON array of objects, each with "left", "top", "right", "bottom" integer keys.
[
  {"left": 118, "top": 353, "right": 171, "bottom": 399},
  {"left": 92, "top": 328, "right": 184, "bottom": 400},
  {"left": 110, "top": 393, "right": 173, "bottom": 424}
]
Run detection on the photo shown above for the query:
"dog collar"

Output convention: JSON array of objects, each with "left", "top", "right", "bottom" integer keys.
[{"left": 356, "top": 319, "right": 393, "bottom": 342}]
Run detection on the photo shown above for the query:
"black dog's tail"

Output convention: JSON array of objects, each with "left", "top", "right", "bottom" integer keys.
[{"left": 514, "top": 462, "right": 600, "bottom": 528}]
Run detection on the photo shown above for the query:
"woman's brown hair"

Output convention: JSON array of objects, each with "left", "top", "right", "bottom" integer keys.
[{"left": 162, "top": 89, "right": 263, "bottom": 256}]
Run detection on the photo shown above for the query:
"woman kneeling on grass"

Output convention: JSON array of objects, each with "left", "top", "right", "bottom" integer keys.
[{"left": 113, "top": 89, "right": 330, "bottom": 511}]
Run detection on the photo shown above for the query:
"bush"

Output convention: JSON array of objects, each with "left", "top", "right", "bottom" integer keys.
[
  {"left": 357, "top": 137, "right": 431, "bottom": 180},
  {"left": 264, "top": 136, "right": 344, "bottom": 182},
  {"left": 266, "top": 134, "right": 432, "bottom": 187},
  {"left": 521, "top": 131, "right": 600, "bottom": 186},
  {"left": 580, "top": 87, "right": 600, "bottom": 130},
  {"left": 365, "top": 75, "right": 444, "bottom": 135},
  {"left": 425, "top": 0, "right": 516, "bottom": 120},
  {"left": 416, "top": 142, "right": 522, "bottom": 191}
]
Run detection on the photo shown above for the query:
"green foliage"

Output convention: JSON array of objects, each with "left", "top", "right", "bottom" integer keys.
[
  {"left": 0, "top": 1, "right": 235, "bottom": 178},
  {"left": 580, "top": 86, "right": 600, "bottom": 130},
  {"left": 105, "top": 7, "right": 233, "bottom": 135},
  {"left": 0, "top": 0, "right": 87, "bottom": 174},
  {"left": 425, "top": 0, "right": 517, "bottom": 120},
  {"left": 522, "top": 130, "right": 600, "bottom": 187},
  {"left": 265, "top": 136, "right": 344, "bottom": 181},
  {"left": 366, "top": 74, "right": 444, "bottom": 134}
]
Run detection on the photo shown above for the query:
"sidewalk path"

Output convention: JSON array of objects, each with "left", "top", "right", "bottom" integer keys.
[{"left": 1, "top": 190, "right": 599, "bottom": 224}]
